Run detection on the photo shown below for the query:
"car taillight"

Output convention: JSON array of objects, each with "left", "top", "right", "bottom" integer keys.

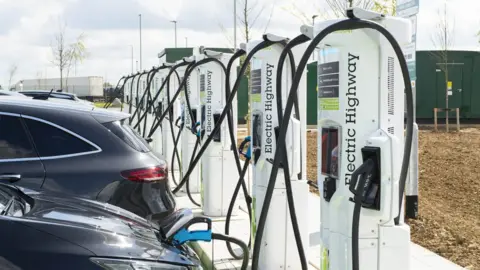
[{"left": 121, "top": 165, "right": 168, "bottom": 182}]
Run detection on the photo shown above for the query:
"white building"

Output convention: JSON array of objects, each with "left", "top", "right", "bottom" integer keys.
[{"left": 16, "top": 76, "right": 104, "bottom": 98}]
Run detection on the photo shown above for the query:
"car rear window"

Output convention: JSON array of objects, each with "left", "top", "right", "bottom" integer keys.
[
  {"left": 103, "top": 119, "right": 151, "bottom": 152},
  {"left": 0, "top": 114, "right": 37, "bottom": 159},
  {"left": 50, "top": 94, "right": 73, "bottom": 100}
]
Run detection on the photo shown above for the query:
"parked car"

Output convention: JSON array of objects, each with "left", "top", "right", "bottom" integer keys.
[
  {"left": 0, "top": 90, "right": 28, "bottom": 98},
  {"left": 0, "top": 181, "right": 201, "bottom": 269},
  {"left": 2, "top": 90, "right": 93, "bottom": 108},
  {"left": 18, "top": 90, "right": 94, "bottom": 106},
  {"left": 0, "top": 97, "right": 175, "bottom": 221}
]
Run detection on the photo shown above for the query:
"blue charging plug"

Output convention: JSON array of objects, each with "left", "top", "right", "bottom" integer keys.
[
  {"left": 169, "top": 216, "right": 213, "bottom": 246},
  {"left": 172, "top": 228, "right": 212, "bottom": 246},
  {"left": 239, "top": 136, "right": 252, "bottom": 159}
]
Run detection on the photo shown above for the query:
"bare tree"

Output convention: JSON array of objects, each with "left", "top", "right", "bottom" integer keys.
[
  {"left": 217, "top": 0, "right": 276, "bottom": 134},
  {"left": 327, "top": 0, "right": 397, "bottom": 17},
  {"left": 236, "top": 0, "right": 275, "bottom": 134},
  {"left": 430, "top": 2, "right": 455, "bottom": 131},
  {"left": 103, "top": 82, "right": 113, "bottom": 88},
  {"left": 217, "top": 0, "right": 275, "bottom": 49},
  {"left": 282, "top": 0, "right": 395, "bottom": 24},
  {"left": 8, "top": 64, "right": 18, "bottom": 90},
  {"left": 51, "top": 21, "right": 69, "bottom": 91},
  {"left": 280, "top": 1, "right": 326, "bottom": 25},
  {"left": 65, "top": 33, "right": 88, "bottom": 92},
  {"left": 373, "top": 0, "right": 396, "bottom": 15},
  {"left": 51, "top": 20, "right": 87, "bottom": 92},
  {"left": 324, "top": 0, "right": 376, "bottom": 18},
  {"left": 238, "top": 0, "right": 265, "bottom": 43},
  {"left": 36, "top": 71, "right": 43, "bottom": 89}
]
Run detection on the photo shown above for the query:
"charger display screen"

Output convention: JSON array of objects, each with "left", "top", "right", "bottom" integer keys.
[{"left": 321, "top": 127, "right": 339, "bottom": 178}]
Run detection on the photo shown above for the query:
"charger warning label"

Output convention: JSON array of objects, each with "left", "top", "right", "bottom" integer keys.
[
  {"left": 318, "top": 61, "right": 340, "bottom": 110},
  {"left": 250, "top": 68, "right": 262, "bottom": 102},
  {"left": 250, "top": 58, "right": 263, "bottom": 103}
]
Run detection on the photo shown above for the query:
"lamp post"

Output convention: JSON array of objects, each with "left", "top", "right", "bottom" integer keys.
[
  {"left": 171, "top": 20, "right": 178, "bottom": 48},
  {"left": 185, "top": 37, "right": 188, "bottom": 47},
  {"left": 312, "top": 15, "right": 318, "bottom": 61},
  {"left": 139, "top": 14, "right": 143, "bottom": 71},
  {"left": 233, "top": 0, "right": 237, "bottom": 51},
  {"left": 129, "top": 45, "right": 134, "bottom": 73}
]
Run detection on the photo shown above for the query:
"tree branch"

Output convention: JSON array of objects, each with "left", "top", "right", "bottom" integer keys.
[
  {"left": 8, "top": 64, "right": 18, "bottom": 89},
  {"left": 50, "top": 18, "right": 88, "bottom": 91},
  {"left": 217, "top": 21, "right": 235, "bottom": 52}
]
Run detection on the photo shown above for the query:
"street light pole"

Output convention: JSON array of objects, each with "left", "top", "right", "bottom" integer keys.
[
  {"left": 130, "top": 45, "right": 134, "bottom": 73},
  {"left": 139, "top": 14, "right": 143, "bottom": 71},
  {"left": 312, "top": 15, "right": 318, "bottom": 61},
  {"left": 185, "top": 37, "right": 188, "bottom": 47},
  {"left": 171, "top": 20, "right": 178, "bottom": 48},
  {"left": 233, "top": 0, "right": 237, "bottom": 51}
]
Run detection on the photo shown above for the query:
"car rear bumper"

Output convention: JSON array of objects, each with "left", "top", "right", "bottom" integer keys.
[{"left": 104, "top": 179, "right": 176, "bottom": 220}]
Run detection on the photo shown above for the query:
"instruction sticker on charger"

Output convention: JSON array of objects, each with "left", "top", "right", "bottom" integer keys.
[
  {"left": 250, "top": 58, "right": 263, "bottom": 103},
  {"left": 318, "top": 61, "right": 340, "bottom": 110},
  {"left": 200, "top": 74, "right": 206, "bottom": 101}
]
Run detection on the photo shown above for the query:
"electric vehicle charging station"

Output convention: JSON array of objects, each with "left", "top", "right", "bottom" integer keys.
[
  {"left": 162, "top": 61, "right": 187, "bottom": 180},
  {"left": 126, "top": 72, "right": 138, "bottom": 115},
  {"left": 132, "top": 71, "right": 146, "bottom": 127},
  {"left": 127, "top": 70, "right": 147, "bottom": 129},
  {"left": 136, "top": 69, "right": 154, "bottom": 135},
  {"left": 247, "top": 34, "right": 309, "bottom": 269},
  {"left": 146, "top": 66, "right": 170, "bottom": 155},
  {"left": 314, "top": 9, "right": 412, "bottom": 270},
  {"left": 200, "top": 50, "right": 240, "bottom": 217},
  {"left": 120, "top": 75, "right": 133, "bottom": 112},
  {"left": 104, "top": 6, "right": 473, "bottom": 270},
  {"left": 180, "top": 51, "right": 202, "bottom": 194}
]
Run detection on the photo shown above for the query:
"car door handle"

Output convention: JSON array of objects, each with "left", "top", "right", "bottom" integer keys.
[{"left": 0, "top": 174, "right": 21, "bottom": 183}]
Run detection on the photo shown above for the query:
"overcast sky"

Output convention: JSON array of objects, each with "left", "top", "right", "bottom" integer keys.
[{"left": 0, "top": 0, "right": 479, "bottom": 87}]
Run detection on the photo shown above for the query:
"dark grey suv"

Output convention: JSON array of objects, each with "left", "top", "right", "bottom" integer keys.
[
  {"left": 0, "top": 182, "right": 201, "bottom": 270},
  {"left": 0, "top": 97, "right": 175, "bottom": 221}
]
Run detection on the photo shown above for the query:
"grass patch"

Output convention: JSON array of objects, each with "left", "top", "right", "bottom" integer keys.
[{"left": 94, "top": 102, "right": 121, "bottom": 108}]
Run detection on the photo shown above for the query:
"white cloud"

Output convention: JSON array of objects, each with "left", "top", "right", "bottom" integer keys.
[{"left": 0, "top": 0, "right": 478, "bottom": 89}]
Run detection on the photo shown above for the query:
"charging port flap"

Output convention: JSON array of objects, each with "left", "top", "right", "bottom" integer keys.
[
  {"left": 201, "top": 105, "right": 206, "bottom": 131},
  {"left": 252, "top": 112, "right": 262, "bottom": 164},
  {"left": 212, "top": 112, "right": 221, "bottom": 142},
  {"left": 287, "top": 117, "right": 301, "bottom": 178},
  {"left": 191, "top": 108, "right": 198, "bottom": 125},
  {"left": 359, "top": 146, "right": 381, "bottom": 210}
]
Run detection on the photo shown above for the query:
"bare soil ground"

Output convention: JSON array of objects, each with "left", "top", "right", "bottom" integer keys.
[
  {"left": 305, "top": 129, "right": 480, "bottom": 269},
  {"left": 237, "top": 127, "right": 479, "bottom": 268}
]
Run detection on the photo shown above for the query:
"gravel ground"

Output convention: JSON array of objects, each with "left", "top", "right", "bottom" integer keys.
[{"left": 305, "top": 129, "right": 480, "bottom": 269}]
